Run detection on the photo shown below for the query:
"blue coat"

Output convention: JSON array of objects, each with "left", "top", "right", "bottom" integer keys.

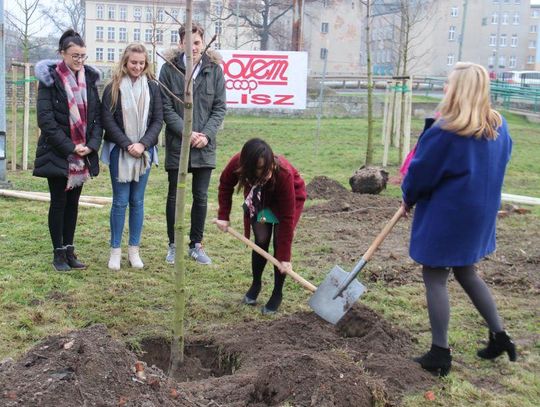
[{"left": 401, "top": 118, "right": 512, "bottom": 267}]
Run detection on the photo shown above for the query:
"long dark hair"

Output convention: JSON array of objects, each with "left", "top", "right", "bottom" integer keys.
[
  {"left": 58, "top": 29, "right": 85, "bottom": 52},
  {"left": 236, "top": 138, "right": 279, "bottom": 192}
]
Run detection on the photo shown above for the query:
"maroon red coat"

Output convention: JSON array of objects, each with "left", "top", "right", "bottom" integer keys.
[{"left": 218, "top": 153, "right": 306, "bottom": 262}]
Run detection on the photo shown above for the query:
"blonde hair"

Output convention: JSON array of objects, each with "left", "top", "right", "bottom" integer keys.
[
  {"left": 437, "top": 62, "right": 502, "bottom": 140},
  {"left": 108, "top": 43, "right": 155, "bottom": 110}
]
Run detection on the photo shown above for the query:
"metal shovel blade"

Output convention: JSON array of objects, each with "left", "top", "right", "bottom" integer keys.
[{"left": 308, "top": 265, "right": 366, "bottom": 325}]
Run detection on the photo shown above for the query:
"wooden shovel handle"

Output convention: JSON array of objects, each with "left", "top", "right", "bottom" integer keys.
[
  {"left": 215, "top": 221, "right": 317, "bottom": 293},
  {"left": 363, "top": 206, "right": 405, "bottom": 262}
]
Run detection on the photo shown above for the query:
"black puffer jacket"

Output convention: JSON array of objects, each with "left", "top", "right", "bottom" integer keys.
[
  {"left": 101, "top": 80, "right": 163, "bottom": 150},
  {"left": 33, "top": 60, "right": 103, "bottom": 178}
]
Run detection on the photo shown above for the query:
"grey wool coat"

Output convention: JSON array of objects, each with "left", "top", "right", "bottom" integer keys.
[{"left": 159, "top": 48, "right": 227, "bottom": 170}]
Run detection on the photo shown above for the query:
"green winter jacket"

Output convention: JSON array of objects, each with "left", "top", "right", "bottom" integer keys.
[{"left": 159, "top": 48, "right": 226, "bottom": 170}]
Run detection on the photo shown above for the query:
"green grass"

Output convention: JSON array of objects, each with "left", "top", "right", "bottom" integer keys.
[{"left": 1, "top": 113, "right": 539, "bottom": 405}]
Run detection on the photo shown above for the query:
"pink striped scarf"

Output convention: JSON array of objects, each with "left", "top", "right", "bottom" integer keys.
[{"left": 56, "top": 61, "right": 90, "bottom": 190}]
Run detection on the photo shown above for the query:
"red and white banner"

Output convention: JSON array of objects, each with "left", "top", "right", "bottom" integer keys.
[{"left": 220, "top": 50, "right": 307, "bottom": 110}]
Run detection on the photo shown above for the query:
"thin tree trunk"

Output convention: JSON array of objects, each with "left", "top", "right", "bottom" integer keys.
[
  {"left": 169, "top": 0, "right": 194, "bottom": 377},
  {"left": 365, "top": 1, "right": 374, "bottom": 166}
]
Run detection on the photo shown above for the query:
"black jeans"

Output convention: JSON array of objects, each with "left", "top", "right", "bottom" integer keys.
[
  {"left": 166, "top": 168, "right": 212, "bottom": 245},
  {"left": 47, "top": 177, "right": 83, "bottom": 250}
]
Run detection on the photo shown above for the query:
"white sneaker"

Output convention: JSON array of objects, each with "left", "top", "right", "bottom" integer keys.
[
  {"left": 166, "top": 243, "right": 176, "bottom": 264},
  {"left": 108, "top": 248, "right": 121, "bottom": 271},
  {"left": 128, "top": 246, "right": 144, "bottom": 269}
]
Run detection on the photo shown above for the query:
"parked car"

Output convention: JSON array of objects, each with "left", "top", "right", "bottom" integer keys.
[{"left": 499, "top": 71, "right": 540, "bottom": 87}]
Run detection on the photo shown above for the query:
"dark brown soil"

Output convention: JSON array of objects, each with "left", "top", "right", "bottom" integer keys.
[{"left": 0, "top": 305, "right": 435, "bottom": 406}]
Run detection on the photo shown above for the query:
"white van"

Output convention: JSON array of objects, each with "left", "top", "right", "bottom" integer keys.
[{"left": 499, "top": 71, "right": 540, "bottom": 87}]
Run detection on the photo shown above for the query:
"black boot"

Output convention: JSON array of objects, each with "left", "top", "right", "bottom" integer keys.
[
  {"left": 242, "top": 282, "right": 261, "bottom": 306},
  {"left": 53, "top": 248, "right": 71, "bottom": 272},
  {"left": 261, "top": 292, "right": 282, "bottom": 315},
  {"left": 414, "top": 344, "right": 452, "bottom": 377},
  {"left": 477, "top": 331, "right": 517, "bottom": 361},
  {"left": 65, "top": 245, "right": 87, "bottom": 269}
]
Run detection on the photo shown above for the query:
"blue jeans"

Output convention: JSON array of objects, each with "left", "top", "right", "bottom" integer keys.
[{"left": 109, "top": 146, "right": 152, "bottom": 248}]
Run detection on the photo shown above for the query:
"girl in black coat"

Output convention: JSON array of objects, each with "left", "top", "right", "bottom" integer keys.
[
  {"left": 100, "top": 43, "right": 163, "bottom": 270},
  {"left": 34, "top": 29, "right": 103, "bottom": 271}
]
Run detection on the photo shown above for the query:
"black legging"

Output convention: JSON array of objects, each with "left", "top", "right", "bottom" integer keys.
[
  {"left": 422, "top": 265, "right": 504, "bottom": 348},
  {"left": 166, "top": 168, "right": 212, "bottom": 245},
  {"left": 245, "top": 222, "right": 286, "bottom": 302},
  {"left": 47, "top": 177, "right": 83, "bottom": 250}
]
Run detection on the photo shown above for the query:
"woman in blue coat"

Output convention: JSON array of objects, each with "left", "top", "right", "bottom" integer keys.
[{"left": 401, "top": 62, "right": 516, "bottom": 376}]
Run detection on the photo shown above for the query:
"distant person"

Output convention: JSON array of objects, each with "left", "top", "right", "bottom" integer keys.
[
  {"left": 215, "top": 138, "right": 306, "bottom": 315},
  {"left": 34, "top": 29, "right": 102, "bottom": 271},
  {"left": 401, "top": 62, "right": 516, "bottom": 376},
  {"left": 101, "top": 44, "right": 163, "bottom": 270},
  {"left": 159, "top": 22, "right": 226, "bottom": 265}
]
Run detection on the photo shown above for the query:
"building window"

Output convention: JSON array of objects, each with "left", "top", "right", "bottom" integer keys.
[
  {"left": 501, "top": 13, "right": 508, "bottom": 25},
  {"left": 96, "top": 26, "right": 103, "bottom": 41},
  {"left": 171, "top": 30, "right": 179, "bottom": 43},
  {"left": 451, "top": 6, "right": 458, "bottom": 17},
  {"left": 118, "top": 48, "right": 124, "bottom": 58},
  {"left": 108, "top": 5, "right": 115, "bottom": 20},
  {"left": 533, "top": 9, "right": 540, "bottom": 18},
  {"left": 119, "top": 7, "right": 127, "bottom": 21},
  {"left": 448, "top": 26, "right": 456, "bottom": 41},
  {"left": 215, "top": 42, "right": 221, "bottom": 50},
  {"left": 215, "top": 1, "right": 223, "bottom": 15},
  {"left": 500, "top": 34, "right": 507, "bottom": 47},
  {"left": 532, "top": 25, "right": 538, "bottom": 34},
  {"left": 215, "top": 21, "right": 222, "bottom": 35},
  {"left": 134, "top": 8, "right": 141, "bottom": 21},
  {"left": 96, "top": 4, "right": 104, "bottom": 20},
  {"left": 321, "top": 22, "right": 329, "bottom": 33},
  {"left": 529, "top": 40, "right": 537, "bottom": 49},
  {"left": 491, "top": 13, "right": 498, "bottom": 24},
  {"left": 146, "top": 7, "right": 153, "bottom": 22},
  {"left": 513, "top": 13, "right": 520, "bottom": 25},
  {"left": 447, "top": 53, "right": 455, "bottom": 66},
  {"left": 323, "top": 0, "right": 329, "bottom": 7},
  {"left": 514, "top": 0, "right": 520, "bottom": 4},
  {"left": 320, "top": 47, "right": 328, "bottom": 59},
  {"left": 171, "top": 9, "right": 179, "bottom": 21},
  {"left": 528, "top": 55, "right": 535, "bottom": 64},
  {"left": 145, "top": 29, "right": 152, "bottom": 43},
  {"left": 107, "top": 48, "right": 115, "bottom": 62},
  {"left": 511, "top": 34, "right": 518, "bottom": 47},
  {"left": 108, "top": 27, "right": 115, "bottom": 41},
  {"left": 498, "top": 56, "right": 505, "bottom": 67},
  {"left": 157, "top": 8, "right": 165, "bottom": 22},
  {"left": 489, "top": 34, "right": 497, "bottom": 46},
  {"left": 488, "top": 55, "right": 495, "bottom": 67},
  {"left": 509, "top": 56, "right": 516, "bottom": 68},
  {"left": 119, "top": 27, "right": 127, "bottom": 42},
  {"left": 134, "top": 28, "right": 141, "bottom": 42},
  {"left": 156, "top": 29, "right": 163, "bottom": 43},
  {"left": 96, "top": 48, "right": 103, "bottom": 61}
]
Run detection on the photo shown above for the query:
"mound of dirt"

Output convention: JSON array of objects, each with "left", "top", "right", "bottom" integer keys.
[
  {"left": 306, "top": 176, "right": 349, "bottom": 200},
  {"left": 1, "top": 305, "right": 435, "bottom": 406},
  {"left": 0, "top": 324, "right": 193, "bottom": 407}
]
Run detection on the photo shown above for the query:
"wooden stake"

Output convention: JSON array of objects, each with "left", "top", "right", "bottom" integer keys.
[
  {"left": 11, "top": 67, "right": 17, "bottom": 171},
  {"left": 0, "top": 189, "right": 104, "bottom": 208},
  {"left": 22, "top": 63, "right": 31, "bottom": 170}
]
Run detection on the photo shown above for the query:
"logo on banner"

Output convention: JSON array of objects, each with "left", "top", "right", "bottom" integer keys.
[{"left": 222, "top": 53, "right": 294, "bottom": 106}]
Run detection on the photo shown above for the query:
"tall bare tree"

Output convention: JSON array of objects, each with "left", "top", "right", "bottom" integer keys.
[
  {"left": 360, "top": 0, "right": 375, "bottom": 166},
  {"left": 40, "top": 0, "right": 85, "bottom": 36},
  {"left": 223, "top": 0, "right": 293, "bottom": 50},
  {"left": 5, "top": 0, "right": 43, "bottom": 63}
]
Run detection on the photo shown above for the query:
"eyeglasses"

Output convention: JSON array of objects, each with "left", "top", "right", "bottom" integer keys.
[{"left": 67, "top": 53, "right": 88, "bottom": 62}]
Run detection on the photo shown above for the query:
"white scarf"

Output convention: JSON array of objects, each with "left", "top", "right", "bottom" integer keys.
[{"left": 117, "top": 75, "right": 150, "bottom": 182}]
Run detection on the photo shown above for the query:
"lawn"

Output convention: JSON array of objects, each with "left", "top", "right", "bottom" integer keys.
[{"left": 1, "top": 113, "right": 539, "bottom": 405}]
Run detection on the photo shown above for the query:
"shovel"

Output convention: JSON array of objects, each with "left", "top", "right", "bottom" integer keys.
[
  {"left": 308, "top": 206, "right": 405, "bottom": 324},
  {"left": 214, "top": 221, "right": 317, "bottom": 293}
]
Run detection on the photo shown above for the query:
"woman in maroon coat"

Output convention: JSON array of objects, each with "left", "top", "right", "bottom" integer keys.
[{"left": 216, "top": 138, "right": 306, "bottom": 315}]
